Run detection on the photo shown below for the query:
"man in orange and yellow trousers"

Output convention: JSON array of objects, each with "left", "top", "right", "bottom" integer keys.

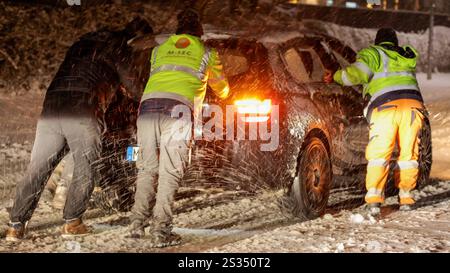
[{"left": 325, "top": 28, "right": 426, "bottom": 216}]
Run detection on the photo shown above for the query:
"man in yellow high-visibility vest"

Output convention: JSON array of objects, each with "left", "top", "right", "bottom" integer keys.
[
  {"left": 325, "top": 28, "right": 426, "bottom": 216},
  {"left": 127, "top": 9, "right": 230, "bottom": 247}
]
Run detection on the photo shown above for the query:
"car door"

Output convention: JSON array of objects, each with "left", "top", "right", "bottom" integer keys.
[
  {"left": 320, "top": 37, "right": 369, "bottom": 178},
  {"left": 281, "top": 36, "right": 368, "bottom": 178}
]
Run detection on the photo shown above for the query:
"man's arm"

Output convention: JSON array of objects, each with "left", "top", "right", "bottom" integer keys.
[
  {"left": 332, "top": 47, "right": 378, "bottom": 86},
  {"left": 207, "top": 48, "right": 230, "bottom": 99},
  {"left": 116, "top": 46, "right": 152, "bottom": 102}
]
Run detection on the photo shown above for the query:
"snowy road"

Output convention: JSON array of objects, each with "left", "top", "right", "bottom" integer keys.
[
  {"left": 0, "top": 180, "right": 448, "bottom": 253},
  {"left": 0, "top": 74, "right": 449, "bottom": 252}
]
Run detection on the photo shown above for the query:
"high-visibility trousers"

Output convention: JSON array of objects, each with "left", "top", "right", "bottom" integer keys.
[{"left": 365, "top": 99, "right": 424, "bottom": 205}]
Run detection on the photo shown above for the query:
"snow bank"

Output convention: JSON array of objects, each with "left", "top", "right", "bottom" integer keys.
[
  {"left": 304, "top": 21, "right": 450, "bottom": 72},
  {"left": 417, "top": 73, "right": 450, "bottom": 103}
]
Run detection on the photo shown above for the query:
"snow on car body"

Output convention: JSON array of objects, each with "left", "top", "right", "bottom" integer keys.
[{"left": 102, "top": 28, "right": 432, "bottom": 221}]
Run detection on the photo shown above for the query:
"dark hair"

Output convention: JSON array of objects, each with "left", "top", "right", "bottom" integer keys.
[
  {"left": 176, "top": 9, "right": 203, "bottom": 37},
  {"left": 375, "top": 28, "right": 398, "bottom": 46},
  {"left": 124, "top": 17, "right": 153, "bottom": 39}
]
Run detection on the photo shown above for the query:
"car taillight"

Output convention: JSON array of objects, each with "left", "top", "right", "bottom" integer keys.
[
  {"left": 234, "top": 99, "right": 272, "bottom": 123},
  {"left": 242, "top": 116, "right": 270, "bottom": 122}
]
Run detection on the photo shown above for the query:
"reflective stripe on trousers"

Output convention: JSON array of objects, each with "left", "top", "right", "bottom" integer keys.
[
  {"left": 366, "top": 187, "right": 385, "bottom": 199},
  {"left": 399, "top": 189, "right": 413, "bottom": 199},
  {"left": 395, "top": 160, "right": 419, "bottom": 170},
  {"left": 367, "top": 159, "right": 388, "bottom": 168}
]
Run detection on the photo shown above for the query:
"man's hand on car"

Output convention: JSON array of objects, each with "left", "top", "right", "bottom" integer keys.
[{"left": 323, "top": 69, "right": 334, "bottom": 84}]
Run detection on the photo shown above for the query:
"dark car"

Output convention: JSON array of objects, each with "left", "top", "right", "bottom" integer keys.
[{"left": 99, "top": 28, "right": 432, "bottom": 220}]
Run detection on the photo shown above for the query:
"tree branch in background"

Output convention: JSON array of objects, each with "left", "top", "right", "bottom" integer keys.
[{"left": 0, "top": 49, "right": 18, "bottom": 70}]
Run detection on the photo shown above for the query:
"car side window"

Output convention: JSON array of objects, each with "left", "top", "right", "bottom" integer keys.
[
  {"left": 332, "top": 50, "right": 350, "bottom": 68},
  {"left": 324, "top": 39, "right": 357, "bottom": 67},
  {"left": 283, "top": 48, "right": 310, "bottom": 83},
  {"left": 301, "top": 48, "right": 324, "bottom": 82},
  {"left": 283, "top": 47, "right": 326, "bottom": 83}
]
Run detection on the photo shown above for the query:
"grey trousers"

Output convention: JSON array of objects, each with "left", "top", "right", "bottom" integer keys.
[
  {"left": 10, "top": 114, "right": 101, "bottom": 223},
  {"left": 131, "top": 111, "right": 192, "bottom": 230},
  {"left": 60, "top": 154, "right": 74, "bottom": 188}
]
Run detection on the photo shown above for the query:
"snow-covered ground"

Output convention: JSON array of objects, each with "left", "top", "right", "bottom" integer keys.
[
  {"left": 0, "top": 180, "right": 448, "bottom": 253},
  {"left": 1, "top": 73, "right": 450, "bottom": 252},
  {"left": 417, "top": 73, "right": 450, "bottom": 103},
  {"left": 209, "top": 186, "right": 450, "bottom": 253}
]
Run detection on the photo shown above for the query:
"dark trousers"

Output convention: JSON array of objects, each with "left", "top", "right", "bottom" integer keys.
[{"left": 10, "top": 108, "right": 101, "bottom": 223}]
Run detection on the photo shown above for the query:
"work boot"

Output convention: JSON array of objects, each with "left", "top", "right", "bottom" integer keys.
[
  {"left": 52, "top": 185, "right": 68, "bottom": 210},
  {"left": 5, "top": 222, "right": 27, "bottom": 242},
  {"left": 126, "top": 219, "right": 146, "bottom": 239},
  {"left": 367, "top": 203, "right": 381, "bottom": 217},
  {"left": 61, "top": 219, "right": 91, "bottom": 238},
  {"left": 149, "top": 229, "right": 182, "bottom": 248}
]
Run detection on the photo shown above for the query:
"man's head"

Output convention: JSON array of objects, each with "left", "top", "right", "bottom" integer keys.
[
  {"left": 176, "top": 8, "right": 203, "bottom": 37},
  {"left": 124, "top": 16, "right": 154, "bottom": 39},
  {"left": 375, "top": 28, "right": 398, "bottom": 46}
]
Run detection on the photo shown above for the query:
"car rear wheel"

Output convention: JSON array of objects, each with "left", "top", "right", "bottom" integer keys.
[
  {"left": 417, "top": 117, "right": 432, "bottom": 188},
  {"left": 386, "top": 116, "right": 432, "bottom": 195},
  {"left": 288, "top": 136, "right": 332, "bottom": 220}
]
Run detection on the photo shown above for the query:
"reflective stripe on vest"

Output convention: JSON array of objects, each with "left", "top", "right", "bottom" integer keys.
[
  {"left": 151, "top": 46, "right": 160, "bottom": 67},
  {"left": 150, "top": 47, "right": 212, "bottom": 81},
  {"left": 150, "top": 64, "right": 205, "bottom": 81},
  {"left": 372, "top": 48, "right": 417, "bottom": 81},
  {"left": 368, "top": 47, "right": 420, "bottom": 105},
  {"left": 341, "top": 71, "right": 353, "bottom": 86},
  {"left": 372, "top": 71, "right": 416, "bottom": 80},
  {"left": 354, "top": 61, "right": 373, "bottom": 79}
]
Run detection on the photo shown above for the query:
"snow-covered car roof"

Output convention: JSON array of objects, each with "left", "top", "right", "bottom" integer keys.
[{"left": 155, "top": 26, "right": 324, "bottom": 46}]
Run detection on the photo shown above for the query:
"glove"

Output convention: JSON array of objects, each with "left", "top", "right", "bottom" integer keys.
[{"left": 323, "top": 69, "right": 334, "bottom": 84}]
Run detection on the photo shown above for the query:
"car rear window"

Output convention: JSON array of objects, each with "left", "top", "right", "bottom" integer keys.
[
  {"left": 205, "top": 39, "right": 272, "bottom": 99},
  {"left": 220, "top": 49, "right": 249, "bottom": 77}
]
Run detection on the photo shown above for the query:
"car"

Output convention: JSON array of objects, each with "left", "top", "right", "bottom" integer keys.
[{"left": 97, "top": 28, "right": 432, "bottom": 220}]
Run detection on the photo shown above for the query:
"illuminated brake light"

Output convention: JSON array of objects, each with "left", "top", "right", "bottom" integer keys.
[
  {"left": 234, "top": 99, "right": 272, "bottom": 123},
  {"left": 235, "top": 99, "right": 272, "bottom": 115},
  {"left": 243, "top": 116, "right": 270, "bottom": 123}
]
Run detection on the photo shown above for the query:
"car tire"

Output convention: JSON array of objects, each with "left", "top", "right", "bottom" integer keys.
[
  {"left": 417, "top": 117, "right": 432, "bottom": 188},
  {"left": 288, "top": 136, "right": 332, "bottom": 220}
]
